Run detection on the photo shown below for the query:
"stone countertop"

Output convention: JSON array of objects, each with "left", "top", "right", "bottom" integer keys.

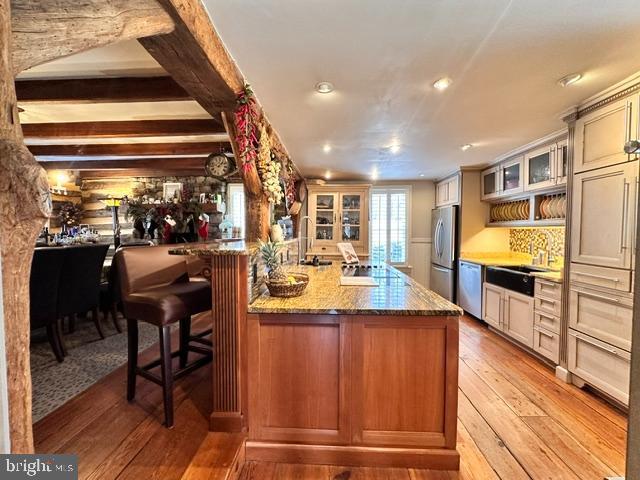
[
  {"left": 248, "top": 263, "right": 462, "bottom": 316},
  {"left": 169, "top": 238, "right": 298, "bottom": 257},
  {"left": 460, "top": 253, "right": 563, "bottom": 283},
  {"left": 530, "top": 270, "right": 563, "bottom": 283}
]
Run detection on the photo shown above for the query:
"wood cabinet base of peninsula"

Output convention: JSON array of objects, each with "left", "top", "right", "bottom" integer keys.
[{"left": 245, "top": 313, "right": 460, "bottom": 470}]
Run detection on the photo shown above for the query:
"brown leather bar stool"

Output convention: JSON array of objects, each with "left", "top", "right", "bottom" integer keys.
[{"left": 116, "top": 246, "right": 213, "bottom": 428}]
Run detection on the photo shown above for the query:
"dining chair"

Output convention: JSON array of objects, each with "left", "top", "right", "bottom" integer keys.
[
  {"left": 30, "top": 247, "right": 67, "bottom": 362},
  {"left": 58, "top": 244, "right": 110, "bottom": 341}
]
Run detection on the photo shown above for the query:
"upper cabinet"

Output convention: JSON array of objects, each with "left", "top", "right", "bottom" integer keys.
[
  {"left": 435, "top": 174, "right": 460, "bottom": 207},
  {"left": 556, "top": 139, "right": 568, "bottom": 185},
  {"left": 481, "top": 167, "right": 500, "bottom": 200},
  {"left": 500, "top": 156, "right": 524, "bottom": 196},
  {"left": 481, "top": 135, "right": 567, "bottom": 201},
  {"left": 524, "top": 144, "right": 557, "bottom": 191},
  {"left": 574, "top": 94, "right": 639, "bottom": 173}
]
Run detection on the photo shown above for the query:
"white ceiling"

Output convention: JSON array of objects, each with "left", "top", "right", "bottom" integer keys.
[
  {"left": 16, "top": 0, "right": 640, "bottom": 180},
  {"left": 203, "top": 0, "right": 640, "bottom": 180}
]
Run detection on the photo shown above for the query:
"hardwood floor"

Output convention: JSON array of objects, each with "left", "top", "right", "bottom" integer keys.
[{"left": 33, "top": 315, "right": 627, "bottom": 479}]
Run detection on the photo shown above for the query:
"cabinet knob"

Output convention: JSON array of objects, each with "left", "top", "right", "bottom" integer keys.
[{"left": 624, "top": 140, "right": 640, "bottom": 154}]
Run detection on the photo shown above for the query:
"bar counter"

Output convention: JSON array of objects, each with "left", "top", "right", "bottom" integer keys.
[
  {"left": 249, "top": 262, "right": 461, "bottom": 316},
  {"left": 171, "top": 241, "right": 462, "bottom": 471}
]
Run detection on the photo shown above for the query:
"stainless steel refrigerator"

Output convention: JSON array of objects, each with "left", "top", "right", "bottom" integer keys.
[{"left": 430, "top": 205, "right": 457, "bottom": 302}]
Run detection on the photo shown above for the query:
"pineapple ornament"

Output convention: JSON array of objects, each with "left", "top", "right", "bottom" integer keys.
[{"left": 259, "top": 240, "right": 288, "bottom": 282}]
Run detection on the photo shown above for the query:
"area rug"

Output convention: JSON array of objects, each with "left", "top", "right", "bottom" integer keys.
[{"left": 30, "top": 317, "right": 158, "bottom": 422}]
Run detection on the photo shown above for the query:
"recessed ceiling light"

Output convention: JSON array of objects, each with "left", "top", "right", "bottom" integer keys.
[
  {"left": 315, "top": 81, "right": 334, "bottom": 94},
  {"left": 323, "top": 144, "right": 332, "bottom": 153},
  {"left": 460, "top": 143, "right": 473, "bottom": 151},
  {"left": 557, "top": 73, "right": 582, "bottom": 87},
  {"left": 389, "top": 143, "right": 401, "bottom": 154},
  {"left": 371, "top": 168, "right": 379, "bottom": 180},
  {"left": 325, "top": 170, "right": 332, "bottom": 180},
  {"left": 433, "top": 77, "right": 452, "bottom": 91},
  {"left": 419, "top": 173, "right": 425, "bottom": 177}
]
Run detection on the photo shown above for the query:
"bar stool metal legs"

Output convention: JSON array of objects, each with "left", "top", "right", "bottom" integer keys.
[{"left": 126, "top": 318, "right": 138, "bottom": 402}]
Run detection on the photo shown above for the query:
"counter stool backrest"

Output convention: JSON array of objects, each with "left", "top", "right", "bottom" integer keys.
[{"left": 116, "top": 246, "right": 190, "bottom": 299}]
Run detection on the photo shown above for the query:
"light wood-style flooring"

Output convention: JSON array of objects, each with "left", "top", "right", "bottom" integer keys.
[{"left": 34, "top": 315, "right": 627, "bottom": 479}]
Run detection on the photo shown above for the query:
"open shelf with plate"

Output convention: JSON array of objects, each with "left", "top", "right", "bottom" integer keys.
[{"left": 487, "top": 191, "right": 566, "bottom": 228}]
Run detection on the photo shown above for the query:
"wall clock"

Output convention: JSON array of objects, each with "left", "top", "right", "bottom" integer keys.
[{"left": 205, "top": 152, "right": 236, "bottom": 180}]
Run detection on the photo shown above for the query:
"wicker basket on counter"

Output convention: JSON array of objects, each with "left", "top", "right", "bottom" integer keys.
[{"left": 265, "top": 272, "right": 309, "bottom": 298}]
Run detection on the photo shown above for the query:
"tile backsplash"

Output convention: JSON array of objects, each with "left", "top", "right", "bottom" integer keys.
[{"left": 509, "top": 228, "right": 564, "bottom": 259}]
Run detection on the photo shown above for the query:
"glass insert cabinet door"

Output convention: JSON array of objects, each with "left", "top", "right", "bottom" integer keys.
[
  {"left": 500, "top": 156, "right": 523, "bottom": 195},
  {"left": 312, "top": 193, "right": 337, "bottom": 241},
  {"left": 340, "top": 193, "right": 363, "bottom": 243},
  {"left": 481, "top": 167, "right": 499, "bottom": 199},
  {"left": 525, "top": 145, "right": 556, "bottom": 191}
]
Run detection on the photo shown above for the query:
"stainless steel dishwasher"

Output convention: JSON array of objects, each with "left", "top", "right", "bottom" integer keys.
[{"left": 458, "top": 260, "right": 482, "bottom": 318}]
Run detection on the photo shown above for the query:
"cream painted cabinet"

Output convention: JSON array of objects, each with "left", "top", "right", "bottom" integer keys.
[
  {"left": 524, "top": 144, "right": 557, "bottom": 191},
  {"left": 498, "top": 156, "right": 524, "bottom": 196},
  {"left": 571, "top": 161, "right": 638, "bottom": 269},
  {"left": 568, "top": 330, "right": 631, "bottom": 405},
  {"left": 482, "top": 283, "right": 503, "bottom": 329},
  {"left": 569, "top": 285, "right": 633, "bottom": 352},
  {"left": 482, "top": 283, "right": 534, "bottom": 348},
  {"left": 435, "top": 174, "right": 460, "bottom": 207},
  {"left": 503, "top": 291, "right": 534, "bottom": 348},
  {"left": 556, "top": 139, "right": 568, "bottom": 185},
  {"left": 574, "top": 95, "right": 639, "bottom": 173},
  {"left": 481, "top": 167, "right": 500, "bottom": 200},
  {"left": 307, "top": 185, "right": 369, "bottom": 258}
]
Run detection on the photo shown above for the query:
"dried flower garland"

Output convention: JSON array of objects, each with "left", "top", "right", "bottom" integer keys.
[
  {"left": 234, "top": 84, "right": 260, "bottom": 172},
  {"left": 256, "top": 124, "right": 284, "bottom": 204},
  {"left": 283, "top": 160, "right": 296, "bottom": 208}
]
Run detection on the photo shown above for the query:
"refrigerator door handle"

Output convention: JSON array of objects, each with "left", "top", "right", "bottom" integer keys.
[
  {"left": 438, "top": 218, "right": 445, "bottom": 257},
  {"left": 433, "top": 218, "right": 440, "bottom": 258},
  {"left": 436, "top": 218, "right": 444, "bottom": 258}
]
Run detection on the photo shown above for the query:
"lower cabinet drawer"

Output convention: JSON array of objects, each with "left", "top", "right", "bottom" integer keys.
[
  {"left": 569, "top": 284, "right": 633, "bottom": 351},
  {"left": 534, "top": 278, "right": 562, "bottom": 300},
  {"left": 534, "top": 311, "right": 560, "bottom": 335},
  {"left": 534, "top": 296, "right": 561, "bottom": 317},
  {"left": 570, "top": 262, "right": 632, "bottom": 293},
  {"left": 533, "top": 326, "right": 559, "bottom": 364},
  {"left": 568, "top": 330, "right": 630, "bottom": 405}
]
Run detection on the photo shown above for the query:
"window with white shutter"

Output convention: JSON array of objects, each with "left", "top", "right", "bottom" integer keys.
[{"left": 370, "top": 187, "right": 409, "bottom": 265}]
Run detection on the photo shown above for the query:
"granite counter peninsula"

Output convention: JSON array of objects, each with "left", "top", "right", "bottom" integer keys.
[{"left": 170, "top": 241, "right": 462, "bottom": 471}]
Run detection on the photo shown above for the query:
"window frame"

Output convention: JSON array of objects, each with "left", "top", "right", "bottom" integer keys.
[
  {"left": 226, "top": 183, "right": 246, "bottom": 238},
  {"left": 369, "top": 185, "right": 412, "bottom": 267}
]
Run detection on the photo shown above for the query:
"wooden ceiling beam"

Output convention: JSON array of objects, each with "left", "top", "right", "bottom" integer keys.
[
  {"left": 138, "top": 0, "right": 243, "bottom": 115},
  {"left": 39, "top": 157, "right": 206, "bottom": 171},
  {"left": 11, "top": 0, "right": 175, "bottom": 75},
  {"left": 15, "top": 76, "right": 190, "bottom": 104},
  {"left": 22, "top": 119, "right": 225, "bottom": 139},
  {"left": 78, "top": 168, "right": 206, "bottom": 179},
  {"left": 28, "top": 141, "right": 229, "bottom": 157}
]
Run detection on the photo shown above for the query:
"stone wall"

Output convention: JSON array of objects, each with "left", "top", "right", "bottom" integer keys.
[{"left": 48, "top": 173, "right": 230, "bottom": 241}]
